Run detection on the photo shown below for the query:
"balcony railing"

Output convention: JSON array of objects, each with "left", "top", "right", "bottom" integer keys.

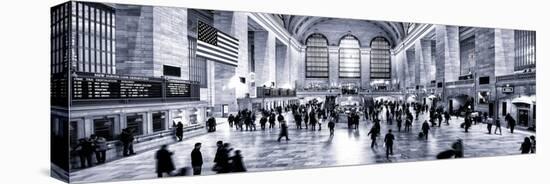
[{"left": 496, "top": 72, "right": 536, "bottom": 82}]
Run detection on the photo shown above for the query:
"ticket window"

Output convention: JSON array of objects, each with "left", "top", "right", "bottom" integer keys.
[
  {"left": 126, "top": 114, "right": 144, "bottom": 136},
  {"left": 93, "top": 118, "right": 115, "bottom": 141},
  {"left": 152, "top": 112, "right": 166, "bottom": 132}
]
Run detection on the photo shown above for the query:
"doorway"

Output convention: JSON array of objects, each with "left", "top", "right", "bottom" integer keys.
[{"left": 518, "top": 109, "right": 529, "bottom": 126}]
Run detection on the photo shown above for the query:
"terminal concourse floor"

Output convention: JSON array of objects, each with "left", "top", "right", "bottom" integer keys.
[{"left": 70, "top": 108, "right": 535, "bottom": 183}]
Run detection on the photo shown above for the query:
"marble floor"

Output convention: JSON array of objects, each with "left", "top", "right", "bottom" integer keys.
[{"left": 70, "top": 108, "right": 535, "bottom": 183}]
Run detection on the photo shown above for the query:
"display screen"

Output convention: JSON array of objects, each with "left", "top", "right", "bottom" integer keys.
[{"left": 71, "top": 72, "right": 196, "bottom": 101}]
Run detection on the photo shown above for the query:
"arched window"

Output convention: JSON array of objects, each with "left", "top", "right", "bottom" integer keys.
[
  {"left": 339, "top": 35, "right": 361, "bottom": 78},
  {"left": 305, "top": 33, "right": 329, "bottom": 78},
  {"left": 370, "top": 37, "right": 391, "bottom": 79}
]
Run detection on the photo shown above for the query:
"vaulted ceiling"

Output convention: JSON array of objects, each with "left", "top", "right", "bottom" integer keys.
[{"left": 275, "top": 15, "right": 418, "bottom": 48}]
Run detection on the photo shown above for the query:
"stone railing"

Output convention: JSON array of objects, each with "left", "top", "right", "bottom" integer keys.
[
  {"left": 445, "top": 79, "right": 474, "bottom": 86},
  {"left": 496, "top": 72, "right": 536, "bottom": 83}
]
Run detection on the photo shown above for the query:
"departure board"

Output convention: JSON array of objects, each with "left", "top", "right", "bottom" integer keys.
[
  {"left": 165, "top": 81, "right": 191, "bottom": 97},
  {"left": 72, "top": 72, "right": 163, "bottom": 100}
]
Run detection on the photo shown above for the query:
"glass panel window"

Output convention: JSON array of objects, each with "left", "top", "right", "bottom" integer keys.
[
  {"left": 126, "top": 114, "right": 144, "bottom": 136},
  {"left": 339, "top": 35, "right": 361, "bottom": 78},
  {"left": 514, "top": 30, "right": 536, "bottom": 71},
  {"left": 152, "top": 112, "right": 166, "bottom": 132},
  {"left": 306, "top": 33, "right": 329, "bottom": 78},
  {"left": 93, "top": 118, "right": 115, "bottom": 141},
  {"left": 370, "top": 37, "right": 391, "bottom": 79}
]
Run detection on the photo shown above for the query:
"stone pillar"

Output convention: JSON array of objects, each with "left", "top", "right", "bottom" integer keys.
[
  {"left": 494, "top": 29, "right": 515, "bottom": 76},
  {"left": 276, "top": 43, "right": 289, "bottom": 88},
  {"left": 435, "top": 25, "right": 460, "bottom": 84},
  {"left": 83, "top": 117, "right": 93, "bottom": 138},
  {"left": 475, "top": 28, "right": 515, "bottom": 114},
  {"left": 328, "top": 46, "right": 339, "bottom": 87},
  {"left": 360, "top": 48, "right": 370, "bottom": 89},
  {"left": 253, "top": 31, "right": 276, "bottom": 87},
  {"left": 115, "top": 5, "right": 154, "bottom": 77},
  {"left": 152, "top": 7, "right": 188, "bottom": 79},
  {"left": 212, "top": 11, "right": 248, "bottom": 115},
  {"left": 406, "top": 49, "right": 416, "bottom": 88},
  {"left": 420, "top": 39, "right": 435, "bottom": 85},
  {"left": 414, "top": 41, "right": 426, "bottom": 86},
  {"left": 145, "top": 112, "right": 153, "bottom": 134}
]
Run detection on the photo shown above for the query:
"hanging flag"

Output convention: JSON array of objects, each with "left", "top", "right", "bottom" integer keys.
[{"left": 197, "top": 21, "right": 239, "bottom": 66}]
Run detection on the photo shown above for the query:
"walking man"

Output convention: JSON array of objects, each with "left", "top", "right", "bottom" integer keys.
[
  {"left": 191, "top": 143, "right": 203, "bottom": 175},
  {"left": 384, "top": 129, "right": 395, "bottom": 159}
]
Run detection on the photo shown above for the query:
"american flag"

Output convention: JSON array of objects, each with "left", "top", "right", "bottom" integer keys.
[{"left": 197, "top": 21, "right": 239, "bottom": 66}]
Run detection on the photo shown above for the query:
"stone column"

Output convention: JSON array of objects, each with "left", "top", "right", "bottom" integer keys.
[
  {"left": 212, "top": 11, "right": 248, "bottom": 115},
  {"left": 406, "top": 49, "right": 416, "bottom": 89},
  {"left": 328, "top": 46, "right": 339, "bottom": 87},
  {"left": 435, "top": 25, "right": 460, "bottom": 84},
  {"left": 414, "top": 41, "right": 426, "bottom": 86},
  {"left": 276, "top": 43, "right": 289, "bottom": 88},
  {"left": 494, "top": 29, "right": 515, "bottom": 76},
  {"left": 152, "top": 7, "right": 188, "bottom": 79},
  {"left": 253, "top": 31, "right": 276, "bottom": 87},
  {"left": 360, "top": 48, "right": 371, "bottom": 89}
]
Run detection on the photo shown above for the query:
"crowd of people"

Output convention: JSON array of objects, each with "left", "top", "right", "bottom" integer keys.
[
  {"left": 72, "top": 96, "right": 535, "bottom": 172},
  {"left": 155, "top": 140, "right": 247, "bottom": 177}
]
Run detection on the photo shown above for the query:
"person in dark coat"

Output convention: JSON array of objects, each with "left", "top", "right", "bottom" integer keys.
[
  {"left": 120, "top": 128, "right": 135, "bottom": 156},
  {"left": 228, "top": 114, "right": 234, "bottom": 128},
  {"left": 328, "top": 120, "right": 335, "bottom": 137},
  {"left": 506, "top": 113, "right": 516, "bottom": 134},
  {"left": 444, "top": 111, "right": 450, "bottom": 125},
  {"left": 520, "top": 137, "right": 532, "bottom": 154},
  {"left": 277, "top": 113, "right": 285, "bottom": 128},
  {"left": 259, "top": 115, "right": 268, "bottom": 130},
  {"left": 367, "top": 126, "right": 379, "bottom": 148},
  {"left": 294, "top": 113, "right": 302, "bottom": 129},
  {"left": 452, "top": 139, "right": 464, "bottom": 158},
  {"left": 268, "top": 113, "right": 276, "bottom": 129},
  {"left": 191, "top": 143, "right": 203, "bottom": 175},
  {"left": 230, "top": 150, "right": 247, "bottom": 172},
  {"left": 277, "top": 121, "right": 290, "bottom": 142},
  {"left": 176, "top": 122, "right": 184, "bottom": 141},
  {"left": 156, "top": 145, "right": 175, "bottom": 177},
  {"left": 213, "top": 141, "right": 223, "bottom": 172},
  {"left": 91, "top": 134, "right": 107, "bottom": 164},
  {"left": 207, "top": 117, "right": 217, "bottom": 132},
  {"left": 73, "top": 138, "right": 94, "bottom": 168},
  {"left": 384, "top": 129, "right": 395, "bottom": 159},
  {"left": 396, "top": 115, "right": 402, "bottom": 132},
  {"left": 530, "top": 135, "right": 536, "bottom": 153},
  {"left": 421, "top": 120, "right": 430, "bottom": 140}
]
